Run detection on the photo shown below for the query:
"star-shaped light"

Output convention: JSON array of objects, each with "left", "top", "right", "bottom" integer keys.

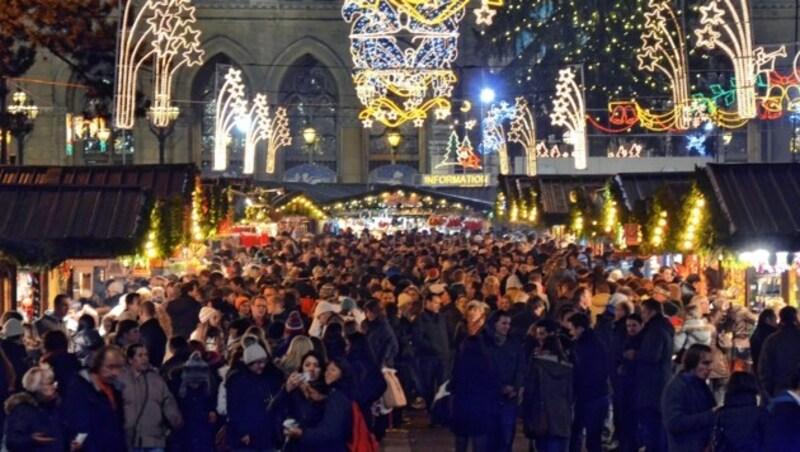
[
  {"left": 640, "top": 30, "right": 664, "bottom": 54},
  {"left": 637, "top": 49, "right": 660, "bottom": 72},
  {"left": 413, "top": 118, "right": 425, "bottom": 128},
  {"left": 474, "top": 3, "right": 496, "bottom": 25},
  {"left": 434, "top": 108, "right": 451, "bottom": 120},
  {"left": 464, "top": 119, "right": 477, "bottom": 130},
  {"left": 698, "top": 1, "right": 725, "bottom": 26},
  {"left": 362, "top": 118, "right": 374, "bottom": 128},
  {"left": 695, "top": 24, "right": 721, "bottom": 49}
]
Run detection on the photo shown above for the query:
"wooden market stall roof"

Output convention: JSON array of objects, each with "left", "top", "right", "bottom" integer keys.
[
  {"left": 499, "top": 174, "right": 612, "bottom": 224},
  {"left": 614, "top": 172, "right": 695, "bottom": 212},
  {"left": 705, "top": 163, "right": 800, "bottom": 250},
  {"left": 0, "top": 164, "right": 197, "bottom": 200},
  {"left": 0, "top": 185, "right": 151, "bottom": 266}
]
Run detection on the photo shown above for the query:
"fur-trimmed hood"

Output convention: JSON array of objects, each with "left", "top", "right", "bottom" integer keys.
[{"left": 4, "top": 391, "right": 36, "bottom": 415}]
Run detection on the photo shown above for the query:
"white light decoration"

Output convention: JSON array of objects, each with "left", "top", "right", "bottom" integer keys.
[
  {"left": 608, "top": 143, "right": 643, "bottom": 158},
  {"left": 535, "top": 142, "right": 568, "bottom": 158},
  {"left": 484, "top": 101, "right": 516, "bottom": 174},
  {"left": 213, "top": 68, "right": 247, "bottom": 171},
  {"left": 695, "top": 0, "right": 784, "bottom": 119},
  {"left": 507, "top": 97, "right": 537, "bottom": 176},
  {"left": 342, "top": 0, "right": 484, "bottom": 128},
  {"left": 114, "top": 0, "right": 204, "bottom": 129},
  {"left": 550, "top": 67, "right": 587, "bottom": 170},
  {"left": 637, "top": 0, "right": 691, "bottom": 129},
  {"left": 240, "top": 94, "right": 292, "bottom": 175}
]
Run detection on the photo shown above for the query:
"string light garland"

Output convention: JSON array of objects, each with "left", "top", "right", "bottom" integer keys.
[
  {"left": 550, "top": 67, "right": 587, "bottom": 170},
  {"left": 342, "top": 0, "right": 496, "bottom": 127},
  {"left": 507, "top": 97, "right": 538, "bottom": 176},
  {"left": 636, "top": 0, "right": 691, "bottom": 130},
  {"left": 679, "top": 187, "right": 706, "bottom": 251},
  {"left": 694, "top": 0, "right": 785, "bottom": 119},
  {"left": 114, "top": 0, "right": 204, "bottom": 129},
  {"left": 213, "top": 68, "right": 247, "bottom": 171}
]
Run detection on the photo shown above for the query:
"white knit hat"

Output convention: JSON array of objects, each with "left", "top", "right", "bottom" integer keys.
[{"left": 243, "top": 344, "right": 267, "bottom": 364}]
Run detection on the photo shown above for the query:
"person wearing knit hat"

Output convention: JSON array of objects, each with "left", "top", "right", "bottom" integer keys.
[
  {"left": 283, "top": 311, "right": 305, "bottom": 337},
  {"left": 179, "top": 351, "right": 211, "bottom": 396},
  {"left": 226, "top": 342, "right": 280, "bottom": 450},
  {"left": 2, "top": 318, "right": 23, "bottom": 339},
  {"left": 397, "top": 292, "right": 414, "bottom": 310},
  {"left": 243, "top": 343, "right": 268, "bottom": 365},
  {"left": 308, "top": 301, "right": 340, "bottom": 338},
  {"left": 175, "top": 352, "right": 216, "bottom": 451},
  {"left": 190, "top": 307, "right": 222, "bottom": 353},
  {"left": 235, "top": 296, "right": 251, "bottom": 318}
]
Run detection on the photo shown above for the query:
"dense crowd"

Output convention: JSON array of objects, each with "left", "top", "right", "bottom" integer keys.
[{"left": 0, "top": 230, "right": 798, "bottom": 452}]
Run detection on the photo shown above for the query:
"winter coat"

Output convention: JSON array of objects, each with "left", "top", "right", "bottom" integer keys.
[
  {"left": 711, "top": 391, "right": 765, "bottom": 452},
  {"left": 40, "top": 351, "right": 80, "bottom": 400},
  {"left": 674, "top": 318, "right": 713, "bottom": 352},
  {"left": 749, "top": 323, "right": 776, "bottom": 372},
  {"left": 174, "top": 384, "right": 216, "bottom": 452},
  {"left": 1, "top": 340, "right": 29, "bottom": 389},
  {"left": 347, "top": 337, "right": 387, "bottom": 411},
  {"left": 297, "top": 387, "right": 352, "bottom": 452},
  {"left": 412, "top": 310, "right": 451, "bottom": 360},
  {"left": 72, "top": 329, "right": 102, "bottom": 367},
  {"left": 364, "top": 316, "right": 399, "bottom": 367},
  {"left": 661, "top": 372, "right": 716, "bottom": 452},
  {"left": 757, "top": 324, "right": 800, "bottom": 397},
  {"left": 3, "top": 392, "right": 66, "bottom": 452},
  {"left": 225, "top": 367, "right": 282, "bottom": 450},
  {"left": 635, "top": 314, "right": 674, "bottom": 409},
  {"left": 139, "top": 318, "right": 167, "bottom": 367},
  {"left": 485, "top": 333, "right": 525, "bottom": 401},
  {"left": 64, "top": 370, "right": 126, "bottom": 452},
  {"left": 521, "top": 356, "right": 574, "bottom": 439},
  {"left": 118, "top": 367, "right": 183, "bottom": 449},
  {"left": 449, "top": 337, "right": 500, "bottom": 436},
  {"left": 33, "top": 313, "right": 65, "bottom": 338},
  {"left": 765, "top": 390, "right": 800, "bottom": 451},
  {"left": 166, "top": 295, "right": 201, "bottom": 339},
  {"left": 440, "top": 303, "right": 463, "bottom": 346},
  {"left": 607, "top": 318, "right": 628, "bottom": 393},
  {"left": 571, "top": 328, "right": 609, "bottom": 402},
  {"left": 269, "top": 384, "right": 326, "bottom": 433}
]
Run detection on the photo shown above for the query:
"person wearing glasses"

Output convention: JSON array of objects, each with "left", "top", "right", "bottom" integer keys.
[{"left": 661, "top": 343, "right": 717, "bottom": 451}]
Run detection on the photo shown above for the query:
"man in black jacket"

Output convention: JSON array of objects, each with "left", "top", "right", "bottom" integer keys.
[
  {"left": 412, "top": 292, "right": 451, "bottom": 411},
  {"left": 485, "top": 311, "right": 525, "bottom": 452},
  {"left": 567, "top": 313, "right": 610, "bottom": 452},
  {"left": 139, "top": 301, "right": 167, "bottom": 367},
  {"left": 758, "top": 306, "right": 800, "bottom": 398},
  {"left": 166, "top": 280, "right": 202, "bottom": 339},
  {"left": 634, "top": 299, "right": 674, "bottom": 452}
]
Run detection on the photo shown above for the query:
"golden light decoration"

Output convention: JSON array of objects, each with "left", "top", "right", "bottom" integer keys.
[
  {"left": 213, "top": 67, "right": 247, "bottom": 171},
  {"left": 636, "top": 0, "right": 691, "bottom": 130},
  {"left": 651, "top": 210, "right": 668, "bottom": 247},
  {"left": 535, "top": 142, "right": 568, "bottom": 158},
  {"left": 694, "top": 0, "right": 784, "bottom": 119},
  {"left": 681, "top": 194, "right": 706, "bottom": 251},
  {"left": 507, "top": 97, "right": 537, "bottom": 176},
  {"left": 114, "top": 0, "right": 204, "bottom": 129},
  {"left": 240, "top": 94, "right": 292, "bottom": 175},
  {"left": 550, "top": 67, "right": 587, "bottom": 170},
  {"left": 342, "top": 0, "right": 498, "bottom": 128},
  {"left": 608, "top": 143, "right": 642, "bottom": 158}
]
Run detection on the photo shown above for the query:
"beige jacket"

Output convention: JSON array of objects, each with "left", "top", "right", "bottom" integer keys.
[{"left": 118, "top": 367, "right": 183, "bottom": 449}]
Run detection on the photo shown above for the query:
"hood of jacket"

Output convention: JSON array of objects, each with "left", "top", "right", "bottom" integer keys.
[
  {"left": 4, "top": 391, "right": 36, "bottom": 414},
  {"left": 534, "top": 356, "right": 573, "bottom": 380}
]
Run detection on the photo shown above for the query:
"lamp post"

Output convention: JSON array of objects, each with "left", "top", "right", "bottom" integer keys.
[
  {"left": 7, "top": 89, "right": 38, "bottom": 165},
  {"left": 148, "top": 104, "right": 180, "bottom": 164},
  {"left": 387, "top": 129, "right": 402, "bottom": 164},
  {"left": 302, "top": 126, "right": 318, "bottom": 164}
]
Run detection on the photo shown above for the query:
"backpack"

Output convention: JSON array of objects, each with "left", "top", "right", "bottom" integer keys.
[{"left": 348, "top": 402, "right": 379, "bottom": 452}]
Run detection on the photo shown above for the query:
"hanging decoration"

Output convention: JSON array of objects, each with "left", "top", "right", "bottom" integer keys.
[
  {"left": 608, "top": 143, "right": 642, "bottom": 158},
  {"left": 550, "top": 67, "right": 587, "bottom": 170},
  {"left": 483, "top": 101, "right": 516, "bottom": 174},
  {"left": 535, "top": 143, "right": 568, "bottom": 158},
  {"left": 240, "top": 94, "right": 292, "bottom": 175},
  {"left": 636, "top": 0, "right": 691, "bottom": 130},
  {"left": 114, "top": 0, "right": 204, "bottom": 129},
  {"left": 678, "top": 187, "right": 707, "bottom": 251},
  {"left": 213, "top": 67, "right": 247, "bottom": 171},
  {"left": 474, "top": 0, "right": 501, "bottom": 25},
  {"left": 342, "top": 0, "right": 499, "bottom": 128},
  {"left": 694, "top": 0, "right": 785, "bottom": 119},
  {"left": 508, "top": 97, "right": 538, "bottom": 176},
  {"left": 436, "top": 130, "right": 482, "bottom": 169}
]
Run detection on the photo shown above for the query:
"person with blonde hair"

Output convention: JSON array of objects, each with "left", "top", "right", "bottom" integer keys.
[{"left": 275, "top": 336, "right": 315, "bottom": 377}]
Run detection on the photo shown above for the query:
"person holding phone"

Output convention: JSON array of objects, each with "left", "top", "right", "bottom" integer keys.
[
  {"left": 4, "top": 366, "right": 80, "bottom": 452},
  {"left": 270, "top": 351, "right": 328, "bottom": 451}
]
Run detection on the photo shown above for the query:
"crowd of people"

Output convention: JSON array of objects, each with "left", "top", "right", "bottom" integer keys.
[{"left": 0, "top": 230, "right": 798, "bottom": 452}]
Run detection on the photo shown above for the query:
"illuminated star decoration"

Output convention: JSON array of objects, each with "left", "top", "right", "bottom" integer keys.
[
  {"left": 507, "top": 97, "right": 538, "bottom": 176},
  {"left": 343, "top": 0, "right": 475, "bottom": 128},
  {"left": 464, "top": 119, "right": 477, "bottom": 130},
  {"left": 636, "top": 0, "right": 690, "bottom": 129},
  {"left": 483, "top": 101, "right": 516, "bottom": 174},
  {"left": 474, "top": 0, "right": 497, "bottom": 26},
  {"left": 213, "top": 67, "right": 247, "bottom": 171},
  {"left": 694, "top": 0, "right": 785, "bottom": 119},
  {"left": 114, "top": 0, "right": 204, "bottom": 129},
  {"left": 550, "top": 67, "right": 587, "bottom": 170},
  {"left": 240, "top": 94, "right": 291, "bottom": 175}
]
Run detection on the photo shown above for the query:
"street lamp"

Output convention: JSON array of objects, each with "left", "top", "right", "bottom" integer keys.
[
  {"left": 302, "top": 127, "right": 319, "bottom": 164},
  {"left": 7, "top": 89, "right": 38, "bottom": 165},
  {"left": 147, "top": 104, "right": 180, "bottom": 164},
  {"left": 387, "top": 129, "right": 402, "bottom": 164}
]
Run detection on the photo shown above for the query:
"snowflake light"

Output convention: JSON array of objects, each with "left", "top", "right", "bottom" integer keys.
[
  {"left": 342, "top": 0, "right": 484, "bottom": 127},
  {"left": 636, "top": 0, "right": 691, "bottom": 129},
  {"left": 213, "top": 68, "right": 247, "bottom": 171},
  {"left": 694, "top": 0, "right": 784, "bottom": 119},
  {"left": 114, "top": 0, "right": 204, "bottom": 129},
  {"left": 550, "top": 67, "right": 587, "bottom": 170},
  {"left": 507, "top": 97, "right": 538, "bottom": 176}
]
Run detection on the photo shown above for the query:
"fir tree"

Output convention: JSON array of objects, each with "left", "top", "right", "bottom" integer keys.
[{"left": 440, "top": 130, "right": 460, "bottom": 165}]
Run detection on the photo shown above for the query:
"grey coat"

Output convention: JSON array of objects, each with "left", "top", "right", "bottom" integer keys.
[{"left": 522, "top": 356, "right": 574, "bottom": 439}]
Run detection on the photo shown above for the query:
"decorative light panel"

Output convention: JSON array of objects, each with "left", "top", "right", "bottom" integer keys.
[
  {"left": 608, "top": 143, "right": 642, "bottom": 158},
  {"left": 550, "top": 67, "right": 587, "bottom": 170},
  {"left": 436, "top": 130, "right": 482, "bottom": 169},
  {"left": 213, "top": 68, "right": 247, "bottom": 171},
  {"left": 483, "top": 101, "right": 516, "bottom": 175},
  {"left": 114, "top": 0, "right": 204, "bottom": 129},
  {"left": 507, "top": 97, "right": 538, "bottom": 176}
]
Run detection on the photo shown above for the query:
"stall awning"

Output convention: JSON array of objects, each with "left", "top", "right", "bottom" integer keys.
[
  {"left": 254, "top": 181, "right": 370, "bottom": 205},
  {"left": 499, "top": 174, "right": 611, "bottom": 224},
  {"left": 0, "top": 185, "right": 151, "bottom": 266},
  {"left": 0, "top": 164, "right": 196, "bottom": 200},
  {"left": 705, "top": 163, "right": 800, "bottom": 250},
  {"left": 614, "top": 172, "right": 694, "bottom": 212}
]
